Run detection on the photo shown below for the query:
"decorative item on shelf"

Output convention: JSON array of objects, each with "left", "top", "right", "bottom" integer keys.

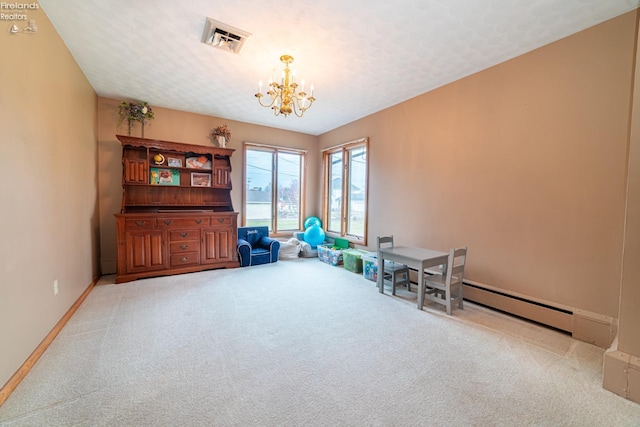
[
  {"left": 167, "top": 157, "right": 182, "bottom": 167},
  {"left": 153, "top": 153, "right": 165, "bottom": 165},
  {"left": 118, "top": 101, "right": 154, "bottom": 137},
  {"left": 210, "top": 123, "right": 231, "bottom": 148},
  {"left": 186, "top": 156, "right": 212, "bottom": 169},
  {"left": 255, "top": 54, "right": 315, "bottom": 118},
  {"left": 150, "top": 168, "right": 180, "bottom": 186},
  {"left": 191, "top": 172, "right": 212, "bottom": 187}
]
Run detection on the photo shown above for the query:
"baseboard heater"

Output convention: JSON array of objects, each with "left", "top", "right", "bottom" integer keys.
[
  {"left": 461, "top": 282, "right": 574, "bottom": 333},
  {"left": 411, "top": 272, "right": 612, "bottom": 346}
]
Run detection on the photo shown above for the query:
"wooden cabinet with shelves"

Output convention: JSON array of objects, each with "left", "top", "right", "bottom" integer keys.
[{"left": 115, "top": 135, "right": 239, "bottom": 283}]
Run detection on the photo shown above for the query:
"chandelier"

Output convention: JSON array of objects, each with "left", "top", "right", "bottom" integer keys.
[{"left": 255, "top": 55, "right": 315, "bottom": 117}]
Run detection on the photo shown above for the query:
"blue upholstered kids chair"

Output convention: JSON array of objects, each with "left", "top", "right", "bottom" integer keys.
[{"left": 237, "top": 226, "right": 280, "bottom": 267}]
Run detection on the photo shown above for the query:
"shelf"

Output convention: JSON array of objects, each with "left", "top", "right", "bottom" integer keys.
[
  {"left": 124, "top": 202, "right": 229, "bottom": 206},
  {"left": 123, "top": 183, "right": 219, "bottom": 188},
  {"left": 117, "top": 134, "right": 235, "bottom": 156},
  {"left": 119, "top": 135, "right": 233, "bottom": 213},
  {"left": 150, "top": 166, "right": 213, "bottom": 172}
]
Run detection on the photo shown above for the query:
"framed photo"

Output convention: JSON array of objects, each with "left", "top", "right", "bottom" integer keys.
[
  {"left": 186, "top": 156, "right": 212, "bottom": 169},
  {"left": 191, "top": 172, "right": 212, "bottom": 187},
  {"left": 167, "top": 157, "right": 182, "bottom": 167},
  {"left": 150, "top": 168, "right": 180, "bottom": 186}
]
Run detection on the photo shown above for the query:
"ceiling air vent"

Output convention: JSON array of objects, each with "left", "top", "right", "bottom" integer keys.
[{"left": 201, "top": 18, "right": 251, "bottom": 54}]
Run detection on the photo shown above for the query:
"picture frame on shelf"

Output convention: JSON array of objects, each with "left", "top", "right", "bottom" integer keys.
[
  {"left": 150, "top": 168, "right": 180, "bottom": 186},
  {"left": 167, "top": 157, "right": 182, "bottom": 167},
  {"left": 186, "top": 156, "right": 212, "bottom": 169},
  {"left": 191, "top": 172, "right": 212, "bottom": 187}
]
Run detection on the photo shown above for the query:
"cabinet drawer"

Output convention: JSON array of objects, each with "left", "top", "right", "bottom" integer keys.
[
  {"left": 169, "top": 229, "right": 199, "bottom": 241},
  {"left": 170, "top": 240, "right": 198, "bottom": 254},
  {"left": 124, "top": 217, "right": 157, "bottom": 229},
  {"left": 158, "top": 217, "right": 210, "bottom": 228},
  {"left": 211, "top": 216, "right": 232, "bottom": 226},
  {"left": 170, "top": 252, "right": 200, "bottom": 267}
]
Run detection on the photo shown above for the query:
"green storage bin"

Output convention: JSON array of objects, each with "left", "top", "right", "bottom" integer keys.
[
  {"left": 343, "top": 249, "right": 367, "bottom": 273},
  {"left": 334, "top": 238, "right": 349, "bottom": 249}
]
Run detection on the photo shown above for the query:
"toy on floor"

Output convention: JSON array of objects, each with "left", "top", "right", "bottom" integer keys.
[
  {"left": 303, "top": 216, "right": 322, "bottom": 229},
  {"left": 304, "top": 224, "right": 325, "bottom": 248}
]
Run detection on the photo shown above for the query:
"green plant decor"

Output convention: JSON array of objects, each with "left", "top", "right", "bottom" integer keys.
[{"left": 118, "top": 101, "right": 155, "bottom": 137}]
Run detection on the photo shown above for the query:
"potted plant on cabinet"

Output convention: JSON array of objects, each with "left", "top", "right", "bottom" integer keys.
[
  {"left": 118, "top": 101, "right": 154, "bottom": 137},
  {"left": 210, "top": 123, "right": 231, "bottom": 148}
]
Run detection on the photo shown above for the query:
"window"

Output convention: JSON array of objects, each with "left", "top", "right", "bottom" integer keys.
[
  {"left": 243, "top": 143, "right": 306, "bottom": 234},
  {"left": 323, "top": 138, "right": 368, "bottom": 244}
]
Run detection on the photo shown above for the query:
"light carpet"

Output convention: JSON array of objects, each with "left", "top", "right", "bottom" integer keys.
[{"left": 1, "top": 258, "right": 639, "bottom": 426}]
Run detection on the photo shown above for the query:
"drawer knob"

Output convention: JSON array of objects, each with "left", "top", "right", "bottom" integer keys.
[
  {"left": 181, "top": 257, "right": 189, "bottom": 262},
  {"left": 195, "top": 219, "right": 203, "bottom": 224},
  {"left": 218, "top": 218, "right": 225, "bottom": 223},
  {"left": 135, "top": 220, "right": 146, "bottom": 226},
  {"left": 180, "top": 232, "right": 189, "bottom": 238},
  {"left": 164, "top": 220, "right": 173, "bottom": 225},
  {"left": 181, "top": 244, "right": 189, "bottom": 250}
]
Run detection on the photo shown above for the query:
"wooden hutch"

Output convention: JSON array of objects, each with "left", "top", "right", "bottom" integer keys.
[{"left": 114, "top": 135, "right": 238, "bottom": 283}]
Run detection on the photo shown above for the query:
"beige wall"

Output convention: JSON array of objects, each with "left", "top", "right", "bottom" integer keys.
[
  {"left": 319, "top": 12, "right": 636, "bottom": 319},
  {"left": 0, "top": 10, "right": 99, "bottom": 386},
  {"left": 619, "top": 11, "right": 640, "bottom": 358},
  {"left": 97, "top": 97, "right": 319, "bottom": 273}
]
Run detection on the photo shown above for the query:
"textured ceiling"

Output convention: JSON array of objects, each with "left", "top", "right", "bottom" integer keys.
[{"left": 38, "top": 0, "right": 638, "bottom": 136}]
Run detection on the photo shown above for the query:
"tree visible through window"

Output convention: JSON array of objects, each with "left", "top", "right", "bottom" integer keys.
[
  {"left": 323, "top": 138, "right": 368, "bottom": 244},
  {"left": 243, "top": 144, "right": 305, "bottom": 233}
]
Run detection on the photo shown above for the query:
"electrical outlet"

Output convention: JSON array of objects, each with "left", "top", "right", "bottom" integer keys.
[{"left": 53, "top": 279, "right": 59, "bottom": 296}]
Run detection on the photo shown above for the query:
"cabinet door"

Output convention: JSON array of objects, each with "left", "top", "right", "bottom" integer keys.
[
  {"left": 213, "top": 166, "right": 232, "bottom": 188},
  {"left": 124, "top": 230, "right": 167, "bottom": 273},
  {"left": 201, "top": 227, "right": 234, "bottom": 264},
  {"left": 124, "top": 159, "right": 148, "bottom": 183}
]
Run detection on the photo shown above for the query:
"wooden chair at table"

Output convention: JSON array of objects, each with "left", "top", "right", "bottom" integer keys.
[
  {"left": 377, "top": 236, "right": 411, "bottom": 295},
  {"left": 423, "top": 247, "right": 467, "bottom": 315}
]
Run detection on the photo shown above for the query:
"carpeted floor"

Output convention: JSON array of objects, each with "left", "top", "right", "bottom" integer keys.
[{"left": 1, "top": 258, "right": 639, "bottom": 426}]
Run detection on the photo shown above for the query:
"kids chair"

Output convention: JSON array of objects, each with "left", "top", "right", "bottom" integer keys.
[{"left": 237, "top": 226, "right": 280, "bottom": 267}]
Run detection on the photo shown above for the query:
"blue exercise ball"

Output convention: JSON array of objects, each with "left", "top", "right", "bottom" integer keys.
[
  {"left": 304, "top": 216, "right": 322, "bottom": 230},
  {"left": 304, "top": 224, "right": 325, "bottom": 248}
]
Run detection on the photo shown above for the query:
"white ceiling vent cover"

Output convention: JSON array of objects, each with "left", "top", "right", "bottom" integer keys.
[{"left": 201, "top": 18, "right": 251, "bottom": 54}]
